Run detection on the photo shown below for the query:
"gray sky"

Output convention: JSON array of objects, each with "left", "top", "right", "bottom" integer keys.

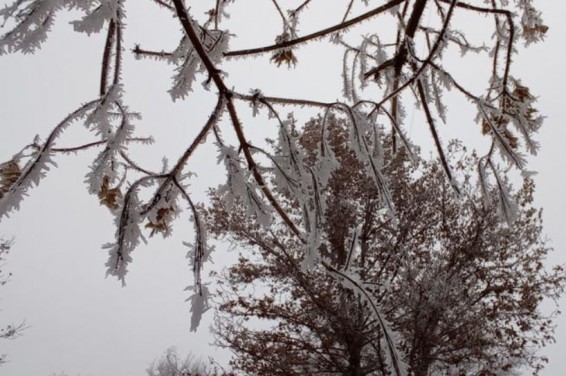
[{"left": 1, "top": 2, "right": 565, "bottom": 375}]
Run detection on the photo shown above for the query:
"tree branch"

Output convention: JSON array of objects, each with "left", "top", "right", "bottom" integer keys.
[
  {"left": 171, "top": 0, "right": 302, "bottom": 238},
  {"left": 225, "top": 0, "right": 406, "bottom": 58}
]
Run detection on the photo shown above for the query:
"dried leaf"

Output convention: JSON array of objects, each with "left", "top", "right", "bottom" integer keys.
[
  {"left": 0, "top": 160, "right": 21, "bottom": 199},
  {"left": 271, "top": 33, "right": 297, "bottom": 68},
  {"left": 503, "top": 129, "right": 519, "bottom": 150},
  {"left": 523, "top": 24, "right": 549, "bottom": 39},
  {"left": 98, "top": 176, "right": 122, "bottom": 210},
  {"left": 145, "top": 207, "right": 175, "bottom": 237}
]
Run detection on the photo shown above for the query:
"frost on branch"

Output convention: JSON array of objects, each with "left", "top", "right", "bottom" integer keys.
[
  {"left": 184, "top": 201, "right": 213, "bottom": 299},
  {"left": 104, "top": 177, "right": 149, "bottom": 285},
  {"left": 70, "top": 0, "right": 116, "bottom": 36},
  {"left": 0, "top": 150, "right": 56, "bottom": 220},
  {"left": 519, "top": 1, "right": 549, "bottom": 44},
  {"left": 328, "top": 265, "right": 409, "bottom": 376},
  {"left": 271, "top": 120, "right": 309, "bottom": 204},
  {"left": 0, "top": 0, "right": 124, "bottom": 54},
  {"left": 216, "top": 144, "right": 272, "bottom": 228},
  {"left": 0, "top": 0, "right": 60, "bottom": 55},
  {"left": 0, "top": 101, "right": 97, "bottom": 220},
  {"left": 168, "top": 20, "right": 228, "bottom": 100},
  {"left": 85, "top": 97, "right": 138, "bottom": 196}
]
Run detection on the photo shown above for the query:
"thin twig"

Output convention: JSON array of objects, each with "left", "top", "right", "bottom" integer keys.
[
  {"left": 416, "top": 80, "right": 458, "bottom": 194},
  {"left": 152, "top": 0, "right": 174, "bottom": 11}
]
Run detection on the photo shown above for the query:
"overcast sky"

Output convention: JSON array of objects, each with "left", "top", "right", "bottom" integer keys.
[{"left": 0, "top": 1, "right": 565, "bottom": 375}]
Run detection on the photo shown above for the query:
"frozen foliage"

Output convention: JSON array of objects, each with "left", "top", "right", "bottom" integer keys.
[
  {"left": 0, "top": 0, "right": 555, "bottom": 365},
  {"left": 103, "top": 178, "right": 147, "bottom": 285},
  {"left": 86, "top": 100, "right": 138, "bottom": 195},
  {"left": 70, "top": 0, "right": 116, "bottom": 36},
  {"left": 0, "top": 0, "right": 61, "bottom": 55},
  {"left": 216, "top": 144, "right": 272, "bottom": 228},
  {"left": 0, "top": 100, "right": 98, "bottom": 220},
  {"left": 169, "top": 25, "right": 228, "bottom": 100}
]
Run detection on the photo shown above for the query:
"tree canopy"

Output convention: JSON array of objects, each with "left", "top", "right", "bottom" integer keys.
[{"left": 208, "top": 118, "right": 564, "bottom": 375}]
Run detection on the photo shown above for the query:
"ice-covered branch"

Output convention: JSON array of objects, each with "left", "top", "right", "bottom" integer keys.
[
  {"left": 224, "top": 0, "right": 405, "bottom": 58},
  {"left": 0, "top": 100, "right": 99, "bottom": 220}
]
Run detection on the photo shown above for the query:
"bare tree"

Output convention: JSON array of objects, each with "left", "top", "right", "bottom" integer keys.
[
  {"left": 0, "top": 239, "right": 26, "bottom": 366},
  {"left": 146, "top": 347, "right": 229, "bottom": 376},
  {"left": 0, "top": 2, "right": 552, "bottom": 373},
  {"left": 208, "top": 117, "right": 564, "bottom": 375}
]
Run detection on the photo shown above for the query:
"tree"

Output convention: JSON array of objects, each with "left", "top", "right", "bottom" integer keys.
[
  {"left": 146, "top": 347, "right": 224, "bottom": 376},
  {"left": 207, "top": 117, "right": 564, "bottom": 375},
  {"left": 0, "top": 238, "right": 25, "bottom": 366},
  {"left": 0, "top": 1, "right": 552, "bottom": 372}
]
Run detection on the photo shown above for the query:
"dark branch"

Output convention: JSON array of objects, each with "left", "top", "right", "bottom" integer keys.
[{"left": 225, "top": 0, "right": 406, "bottom": 58}]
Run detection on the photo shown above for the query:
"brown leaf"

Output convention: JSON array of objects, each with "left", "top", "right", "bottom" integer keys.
[
  {"left": 145, "top": 207, "right": 175, "bottom": 237},
  {"left": 98, "top": 176, "right": 122, "bottom": 210},
  {"left": 270, "top": 33, "right": 298, "bottom": 68},
  {"left": 271, "top": 50, "right": 298, "bottom": 68},
  {"left": 523, "top": 24, "right": 549, "bottom": 39},
  {"left": 0, "top": 160, "right": 21, "bottom": 198}
]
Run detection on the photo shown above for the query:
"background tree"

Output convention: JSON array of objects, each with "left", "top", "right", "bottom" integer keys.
[
  {"left": 0, "top": 1, "right": 553, "bottom": 373},
  {"left": 207, "top": 117, "right": 564, "bottom": 375},
  {"left": 146, "top": 347, "right": 227, "bottom": 376},
  {"left": 0, "top": 238, "right": 25, "bottom": 366}
]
